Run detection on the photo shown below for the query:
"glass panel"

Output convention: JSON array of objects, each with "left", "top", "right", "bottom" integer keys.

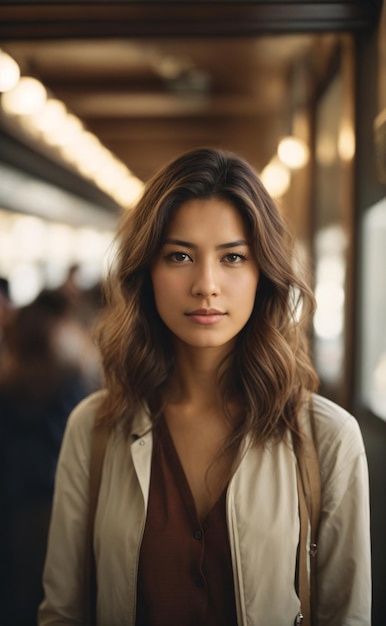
[{"left": 361, "top": 197, "right": 386, "bottom": 420}]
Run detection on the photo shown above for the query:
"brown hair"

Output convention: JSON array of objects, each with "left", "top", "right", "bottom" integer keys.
[{"left": 96, "top": 147, "right": 318, "bottom": 446}]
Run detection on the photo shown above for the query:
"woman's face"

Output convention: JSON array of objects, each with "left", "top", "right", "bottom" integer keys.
[{"left": 151, "top": 197, "right": 260, "bottom": 353}]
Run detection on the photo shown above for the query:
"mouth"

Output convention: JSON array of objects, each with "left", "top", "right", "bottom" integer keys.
[{"left": 185, "top": 309, "right": 227, "bottom": 325}]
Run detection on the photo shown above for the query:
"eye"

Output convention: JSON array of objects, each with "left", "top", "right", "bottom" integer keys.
[
  {"left": 165, "top": 251, "right": 192, "bottom": 263},
  {"left": 222, "top": 252, "right": 247, "bottom": 264}
]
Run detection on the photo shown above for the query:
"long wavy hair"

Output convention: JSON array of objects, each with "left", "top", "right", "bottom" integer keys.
[{"left": 96, "top": 147, "right": 318, "bottom": 448}]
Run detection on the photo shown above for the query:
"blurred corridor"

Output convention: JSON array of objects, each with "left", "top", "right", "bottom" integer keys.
[{"left": 0, "top": 1, "right": 385, "bottom": 624}]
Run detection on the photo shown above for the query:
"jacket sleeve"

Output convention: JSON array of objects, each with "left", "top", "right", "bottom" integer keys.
[
  {"left": 313, "top": 398, "right": 371, "bottom": 626},
  {"left": 38, "top": 394, "right": 98, "bottom": 625}
]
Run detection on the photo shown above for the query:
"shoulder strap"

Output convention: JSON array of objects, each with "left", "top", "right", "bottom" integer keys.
[
  {"left": 294, "top": 397, "right": 321, "bottom": 625},
  {"left": 84, "top": 421, "right": 110, "bottom": 626}
]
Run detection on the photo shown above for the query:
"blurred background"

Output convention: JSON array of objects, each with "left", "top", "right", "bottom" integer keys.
[{"left": 0, "top": 1, "right": 385, "bottom": 624}]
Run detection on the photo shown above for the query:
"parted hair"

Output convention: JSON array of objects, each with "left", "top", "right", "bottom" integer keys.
[{"left": 96, "top": 147, "right": 318, "bottom": 447}]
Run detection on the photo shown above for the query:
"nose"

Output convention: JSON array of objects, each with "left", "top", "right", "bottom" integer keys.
[{"left": 191, "top": 260, "right": 220, "bottom": 297}]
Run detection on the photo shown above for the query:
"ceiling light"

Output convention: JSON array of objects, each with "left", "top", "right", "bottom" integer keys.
[
  {"left": 277, "top": 136, "right": 309, "bottom": 169},
  {"left": 113, "top": 177, "right": 144, "bottom": 207},
  {"left": 62, "top": 130, "right": 101, "bottom": 161},
  {"left": 48, "top": 113, "right": 84, "bottom": 147},
  {"left": 31, "top": 98, "right": 67, "bottom": 134},
  {"left": 260, "top": 157, "right": 291, "bottom": 198},
  {"left": 1, "top": 76, "right": 46, "bottom": 115},
  {"left": 0, "top": 50, "right": 20, "bottom": 92}
]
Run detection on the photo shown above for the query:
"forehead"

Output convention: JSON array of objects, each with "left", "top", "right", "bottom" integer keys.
[{"left": 166, "top": 197, "right": 247, "bottom": 238}]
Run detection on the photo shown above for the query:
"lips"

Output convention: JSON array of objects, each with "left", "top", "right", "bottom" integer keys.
[
  {"left": 185, "top": 308, "right": 226, "bottom": 325},
  {"left": 186, "top": 308, "right": 225, "bottom": 316}
]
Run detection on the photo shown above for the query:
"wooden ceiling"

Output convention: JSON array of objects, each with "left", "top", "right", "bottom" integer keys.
[
  {"left": 0, "top": 1, "right": 381, "bottom": 206},
  {"left": 1, "top": 34, "right": 331, "bottom": 180}
]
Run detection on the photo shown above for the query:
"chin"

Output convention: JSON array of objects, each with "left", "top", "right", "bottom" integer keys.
[{"left": 179, "top": 335, "right": 235, "bottom": 351}]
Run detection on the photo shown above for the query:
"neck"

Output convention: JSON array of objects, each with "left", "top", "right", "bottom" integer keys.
[{"left": 166, "top": 342, "right": 232, "bottom": 410}]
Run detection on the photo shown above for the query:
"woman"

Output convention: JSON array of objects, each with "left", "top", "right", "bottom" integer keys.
[{"left": 39, "top": 148, "right": 371, "bottom": 625}]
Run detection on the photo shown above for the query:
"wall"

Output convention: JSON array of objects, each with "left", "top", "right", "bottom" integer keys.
[{"left": 353, "top": 2, "right": 386, "bottom": 623}]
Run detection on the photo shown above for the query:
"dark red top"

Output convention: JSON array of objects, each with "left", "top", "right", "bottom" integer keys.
[{"left": 135, "top": 416, "right": 238, "bottom": 626}]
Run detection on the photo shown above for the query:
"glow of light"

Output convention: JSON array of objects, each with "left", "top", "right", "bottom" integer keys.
[
  {"left": 74, "top": 228, "right": 107, "bottom": 263},
  {"left": 47, "top": 113, "right": 84, "bottom": 147},
  {"left": 46, "top": 223, "right": 75, "bottom": 262},
  {"left": 61, "top": 130, "right": 102, "bottom": 168},
  {"left": 338, "top": 123, "right": 355, "bottom": 161},
  {"left": 29, "top": 98, "right": 67, "bottom": 134},
  {"left": 1, "top": 76, "right": 47, "bottom": 115},
  {"left": 10, "top": 215, "right": 48, "bottom": 262},
  {"left": 260, "top": 157, "right": 291, "bottom": 198},
  {"left": 44, "top": 264, "right": 70, "bottom": 290},
  {"left": 75, "top": 264, "right": 102, "bottom": 290},
  {"left": 75, "top": 149, "right": 108, "bottom": 178},
  {"left": 277, "top": 136, "right": 309, "bottom": 169},
  {"left": 316, "top": 256, "right": 345, "bottom": 285},
  {"left": 0, "top": 50, "right": 20, "bottom": 92},
  {"left": 94, "top": 159, "right": 130, "bottom": 194},
  {"left": 9, "top": 263, "right": 44, "bottom": 306},
  {"left": 314, "top": 282, "right": 345, "bottom": 340},
  {"left": 113, "top": 176, "right": 144, "bottom": 207}
]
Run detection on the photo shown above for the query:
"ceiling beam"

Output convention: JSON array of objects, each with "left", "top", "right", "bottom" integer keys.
[{"left": 0, "top": 2, "right": 381, "bottom": 40}]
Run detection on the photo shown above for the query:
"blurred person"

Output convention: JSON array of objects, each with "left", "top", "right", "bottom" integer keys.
[
  {"left": 58, "top": 266, "right": 105, "bottom": 390},
  {"left": 39, "top": 148, "right": 370, "bottom": 626},
  {"left": 0, "top": 289, "right": 95, "bottom": 626},
  {"left": 58, "top": 263, "right": 82, "bottom": 303}
]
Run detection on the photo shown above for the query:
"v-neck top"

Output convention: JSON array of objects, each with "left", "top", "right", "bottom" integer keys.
[{"left": 135, "top": 416, "right": 238, "bottom": 626}]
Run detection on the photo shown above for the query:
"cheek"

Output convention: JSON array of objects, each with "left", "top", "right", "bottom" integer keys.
[
  {"left": 152, "top": 268, "right": 176, "bottom": 295},
  {"left": 230, "top": 270, "right": 259, "bottom": 299},
  {"left": 151, "top": 269, "right": 186, "bottom": 313}
]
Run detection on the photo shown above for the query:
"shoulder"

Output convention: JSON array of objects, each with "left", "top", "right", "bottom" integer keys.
[
  {"left": 65, "top": 389, "right": 106, "bottom": 434},
  {"left": 306, "top": 393, "right": 367, "bottom": 485},
  {"left": 58, "top": 390, "right": 107, "bottom": 467},
  {"left": 310, "top": 393, "right": 364, "bottom": 448}
]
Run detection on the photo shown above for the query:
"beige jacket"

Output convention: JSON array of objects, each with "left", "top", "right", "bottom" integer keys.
[{"left": 39, "top": 392, "right": 371, "bottom": 626}]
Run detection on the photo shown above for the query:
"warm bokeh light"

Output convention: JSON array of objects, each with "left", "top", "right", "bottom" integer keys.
[
  {"left": 277, "top": 136, "right": 309, "bottom": 169},
  {"left": 312, "top": 225, "right": 347, "bottom": 384},
  {"left": 314, "top": 282, "right": 345, "bottom": 339},
  {"left": 0, "top": 209, "right": 115, "bottom": 306},
  {"left": 1, "top": 76, "right": 47, "bottom": 115},
  {"left": 61, "top": 130, "right": 102, "bottom": 165},
  {"left": 112, "top": 176, "right": 144, "bottom": 207},
  {"left": 0, "top": 50, "right": 20, "bottom": 92},
  {"left": 260, "top": 157, "right": 291, "bottom": 198},
  {"left": 9, "top": 263, "right": 44, "bottom": 307},
  {"left": 338, "top": 122, "right": 355, "bottom": 161},
  {"left": 47, "top": 113, "right": 84, "bottom": 147},
  {"left": 0, "top": 68, "right": 145, "bottom": 209},
  {"left": 30, "top": 98, "right": 68, "bottom": 134}
]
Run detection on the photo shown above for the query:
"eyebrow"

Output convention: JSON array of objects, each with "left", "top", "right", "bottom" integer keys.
[{"left": 164, "top": 238, "right": 249, "bottom": 250}]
